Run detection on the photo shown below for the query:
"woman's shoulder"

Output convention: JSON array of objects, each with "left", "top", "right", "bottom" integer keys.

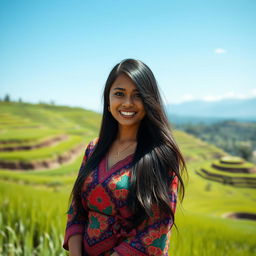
[
  {"left": 85, "top": 137, "right": 99, "bottom": 155},
  {"left": 88, "top": 137, "right": 99, "bottom": 147}
]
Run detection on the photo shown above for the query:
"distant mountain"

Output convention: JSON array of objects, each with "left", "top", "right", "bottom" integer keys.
[{"left": 166, "top": 98, "right": 256, "bottom": 124}]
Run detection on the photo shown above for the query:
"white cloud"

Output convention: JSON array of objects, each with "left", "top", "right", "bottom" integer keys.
[
  {"left": 251, "top": 88, "right": 256, "bottom": 96},
  {"left": 170, "top": 89, "right": 256, "bottom": 104},
  {"left": 202, "top": 91, "right": 244, "bottom": 101},
  {"left": 214, "top": 48, "right": 227, "bottom": 54},
  {"left": 170, "top": 94, "right": 196, "bottom": 104},
  {"left": 202, "top": 95, "right": 222, "bottom": 101},
  {"left": 180, "top": 94, "right": 196, "bottom": 101}
]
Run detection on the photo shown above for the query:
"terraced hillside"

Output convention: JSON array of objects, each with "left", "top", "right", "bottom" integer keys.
[
  {"left": 0, "top": 102, "right": 255, "bottom": 256},
  {"left": 0, "top": 102, "right": 100, "bottom": 170},
  {"left": 197, "top": 156, "right": 256, "bottom": 188}
]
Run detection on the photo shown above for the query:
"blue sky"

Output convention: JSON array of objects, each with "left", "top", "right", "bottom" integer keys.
[{"left": 1, "top": 0, "right": 255, "bottom": 112}]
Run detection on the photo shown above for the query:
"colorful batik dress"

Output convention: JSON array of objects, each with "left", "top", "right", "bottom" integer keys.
[{"left": 63, "top": 138, "right": 179, "bottom": 256}]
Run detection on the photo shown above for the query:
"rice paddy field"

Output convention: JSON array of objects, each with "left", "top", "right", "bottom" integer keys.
[{"left": 0, "top": 102, "right": 255, "bottom": 256}]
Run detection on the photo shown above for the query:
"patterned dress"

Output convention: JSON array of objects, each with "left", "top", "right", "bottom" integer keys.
[{"left": 63, "top": 138, "right": 179, "bottom": 256}]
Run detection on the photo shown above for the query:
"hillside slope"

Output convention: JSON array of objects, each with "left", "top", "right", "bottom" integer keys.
[
  {"left": 0, "top": 102, "right": 101, "bottom": 169},
  {"left": 0, "top": 102, "right": 255, "bottom": 255}
]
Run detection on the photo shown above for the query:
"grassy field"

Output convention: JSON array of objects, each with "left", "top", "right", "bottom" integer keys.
[{"left": 0, "top": 102, "right": 255, "bottom": 256}]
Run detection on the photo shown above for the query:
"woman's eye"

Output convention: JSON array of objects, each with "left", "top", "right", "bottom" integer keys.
[
  {"left": 114, "top": 92, "right": 124, "bottom": 97},
  {"left": 135, "top": 93, "right": 141, "bottom": 98}
]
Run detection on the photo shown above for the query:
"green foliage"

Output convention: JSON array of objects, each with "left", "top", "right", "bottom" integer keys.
[
  {"left": 0, "top": 181, "right": 68, "bottom": 256},
  {"left": 236, "top": 142, "right": 253, "bottom": 160},
  {"left": 170, "top": 212, "right": 256, "bottom": 256},
  {"left": 176, "top": 121, "right": 256, "bottom": 162}
]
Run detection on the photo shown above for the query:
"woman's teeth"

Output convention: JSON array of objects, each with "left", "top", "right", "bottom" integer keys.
[{"left": 120, "top": 111, "right": 136, "bottom": 116}]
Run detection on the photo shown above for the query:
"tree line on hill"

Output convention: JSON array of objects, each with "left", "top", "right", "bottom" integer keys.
[
  {"left": 174, "top": 120, "right": 256, "bottom": 162},
  {"left": 1, "top": 94, "right": 13, "bottom": 102},
  {"left": 0, "top": 94, "right": 55, "bottom": 105}
]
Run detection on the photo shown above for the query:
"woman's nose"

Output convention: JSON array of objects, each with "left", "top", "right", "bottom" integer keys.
[{"left": 122, "top": 96, "right": 134, "bottom": 106}]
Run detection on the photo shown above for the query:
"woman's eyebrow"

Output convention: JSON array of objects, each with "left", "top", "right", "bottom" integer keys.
[
  {"left": 113, "top": 87, "right": 138, "bottom": 92},
  {"left": 113, "top": 87, "right": 125, "bottom": 91}
]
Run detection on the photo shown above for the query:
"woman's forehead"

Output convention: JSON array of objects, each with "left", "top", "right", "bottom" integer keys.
[{"left": 111, "top": 74, "right": 138, "bottom": 91}]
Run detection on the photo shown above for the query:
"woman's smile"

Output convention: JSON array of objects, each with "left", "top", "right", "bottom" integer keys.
[{"left": 119, "top": 111, "right": 136, "bottom": 118}]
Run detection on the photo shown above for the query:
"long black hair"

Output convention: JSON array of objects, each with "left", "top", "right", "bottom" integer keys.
[{"left": 71, "top": 58, "right": 186, "bottom": 227}]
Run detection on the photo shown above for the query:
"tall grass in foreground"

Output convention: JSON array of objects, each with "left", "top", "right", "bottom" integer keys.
[
  {"left": 0, "top": 180, "right": 256, "bottom": 256},
  {"left": 0, "top": 181, "right": 68, "bottom": 256},
  {"left": 170, "top": 210, "right": 256, "bottom": 256}
]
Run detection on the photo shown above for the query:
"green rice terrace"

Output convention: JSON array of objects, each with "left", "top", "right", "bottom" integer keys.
[
  {"left": 196, "top": 156, "right": 256, "bottom": 188},
  {"left": 0, "top": 101, "right": 255, "bottom": 256}
]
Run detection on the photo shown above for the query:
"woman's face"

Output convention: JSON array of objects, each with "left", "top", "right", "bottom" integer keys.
[{"left": 108, "top": 74, "right": 146, "bottom": 129}]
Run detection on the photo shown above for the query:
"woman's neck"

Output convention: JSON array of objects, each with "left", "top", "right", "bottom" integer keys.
[{"left": 116, "top": 125, "right": 138, "bottom": 143}]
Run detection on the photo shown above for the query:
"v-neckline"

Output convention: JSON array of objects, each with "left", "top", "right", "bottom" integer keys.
[
  {"left": 98, "top": 152, "right": 134, "bottom": 183},
  {"left": 106, "top": 151, "right": 134, "bottom": 172}
]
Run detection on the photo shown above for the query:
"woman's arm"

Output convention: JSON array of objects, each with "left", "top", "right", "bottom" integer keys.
[
  {"left": 68, "top": 234, "right": 83, "bottom": 256},
  {"left": 63, "top": 140, "right": 97, "bottom": 251}
]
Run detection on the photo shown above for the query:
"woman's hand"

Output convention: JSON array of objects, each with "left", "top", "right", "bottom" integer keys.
[
  {"left": 68, "top": 234, "right": 83, "bottom": 256},
  {"left": 110, "top": 252, "right": 119, "bottom": 256}
]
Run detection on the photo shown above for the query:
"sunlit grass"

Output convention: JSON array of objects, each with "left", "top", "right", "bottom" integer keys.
[
  {"left": 0, "top": 181, "right": 68, "bottom": 256},
  {"left": 170, "top": 211, "right": 256, "bottom": 256}
]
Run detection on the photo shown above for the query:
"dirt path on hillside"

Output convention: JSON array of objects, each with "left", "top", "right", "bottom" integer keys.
[
  {"left": 222, "top": 212, "right": 256, "bottom": 221},
  {"left": 0, "top": 135, "right": 68, "bottom": 151}
]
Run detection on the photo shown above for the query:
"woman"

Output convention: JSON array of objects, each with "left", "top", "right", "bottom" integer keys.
[{"left": 63, "top": 59, "right": 186, "bottom": 256}]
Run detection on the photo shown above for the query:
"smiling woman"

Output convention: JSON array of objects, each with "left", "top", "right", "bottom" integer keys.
[{"left": 63, "top": 58, "right": 186, "bottom": 256}]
